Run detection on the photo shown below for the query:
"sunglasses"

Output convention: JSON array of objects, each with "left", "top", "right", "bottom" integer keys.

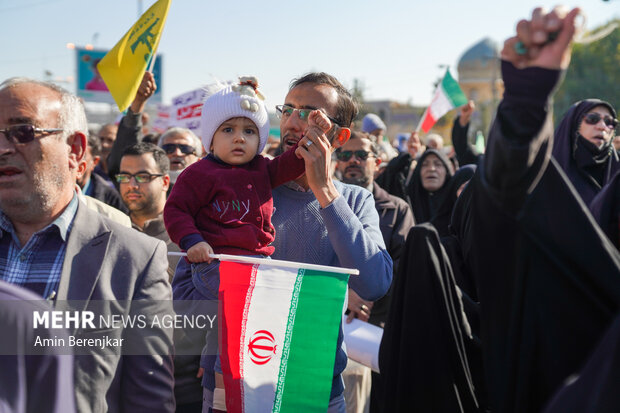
[
  {"left": 0, "top": 124, "right": 64, "bottom": 144},
  {"left": 275, "top": 105, "right": 341, "bottom": 127},
  {"left": 115, "top": 173, "right": 164, "bottom": 184},
  {"left": 161, "top": 143, "right": 196, "bottom": 155},
  {"left": 336, "top": 150, "right": 373, "bottom": 162},
  {"left": 583, "top": 113, "right": 618, "bottom": 129}
]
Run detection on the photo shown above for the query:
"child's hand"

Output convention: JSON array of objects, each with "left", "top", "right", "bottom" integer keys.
[
  {"left": 308, "top": 110, "right": 332, "bottom": 134},
  {"left": 187, "top": 242, "right": 214, "bottom": 263},
  {"left": 298, "top": 110, "right": 333, "bottom": 158}
]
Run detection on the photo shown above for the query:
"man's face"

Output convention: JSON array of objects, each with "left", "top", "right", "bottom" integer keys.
[
  {"left": 369, "top": 128, "right": 384, "bottom": 139},
  {"left": 161, "top": 132, "right": 199, "bottom": 171},
  {"left": 336, "top": 138, "right": 378, "bottom": 188},
  {"left": 0, "top": 83, "right": 73, "bottom": 217},
  {"left": 119, "top": 153, "right": 169, "bottom": 217},
  {"left": 279, "top": 83, "right": 340, "bottom": 153},
  {"left": 98, "top": 124, "right": 118, "bottom": 156}
]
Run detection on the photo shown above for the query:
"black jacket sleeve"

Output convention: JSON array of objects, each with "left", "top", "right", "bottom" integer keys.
[
  {"left": 107, "top": 108, "right": 144, "bottom": 180},
  {"left": 451, "top": 118, "right": 480, "bottom": 167}
]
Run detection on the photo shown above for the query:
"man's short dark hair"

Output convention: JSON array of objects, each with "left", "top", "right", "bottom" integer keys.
[
  {"left": 121, "top": 142, "right": 170, "bottom": 175},
  {"left": 289, "top": 72, "right": 358, "bottom": 128},
  {"left": 87, "top": 134, "right": 102, "bottom": 158},
  {"left": 347, "top": 131, "right": 379, "bottom": 156}
]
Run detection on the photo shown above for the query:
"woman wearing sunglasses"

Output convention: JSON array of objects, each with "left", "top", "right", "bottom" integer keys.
[{"left": 552, "top": 99, "right": 619, "bottom": 205}]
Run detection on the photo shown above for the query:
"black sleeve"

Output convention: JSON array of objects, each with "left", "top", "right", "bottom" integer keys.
[
  {"left": 451, "top": 117, "right": 480, "bottom": 166},
  {"left": 107, "top": 108, "right": 144, "bottom": 180},
  {"left": 482, "top": 61, "right": 562, "bottom": 213}
]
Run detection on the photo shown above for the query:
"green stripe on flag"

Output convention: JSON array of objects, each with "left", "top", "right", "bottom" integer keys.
[
  {"left": 275, "top": 269, "right": 349, "bottom": 412},
  {"left": 441, "top": 71, "right": 468, "bottom": 108},
  {"left": 273, "top": 268, "right": 304, "bottom": 411}
]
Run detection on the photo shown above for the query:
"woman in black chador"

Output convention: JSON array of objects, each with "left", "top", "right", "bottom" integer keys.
[{"left": 552, "top": 99, "right": 619, "bottom": 205}]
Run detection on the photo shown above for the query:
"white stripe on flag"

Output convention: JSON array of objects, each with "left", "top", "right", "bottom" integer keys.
[
  {"left": 241, "top": 264, "right": 298, "bottom": 412},
  {"left": 428, "top": 86, "right": 454, "bottom": 120}
]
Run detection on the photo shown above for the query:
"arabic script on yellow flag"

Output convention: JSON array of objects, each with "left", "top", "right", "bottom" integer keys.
[{"left": 98, "top": 0, "right": 171, "bottom": 111}]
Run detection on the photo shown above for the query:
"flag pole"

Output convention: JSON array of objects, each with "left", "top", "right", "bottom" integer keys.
[
  {"left": 415, "top": 107, "right": 428, "bottom": 132},
  {"left": 168, "top": 252, "right": 360, "bottom": 275},
  {"left": 147, "top": 52, "right": 157, "bottom": 73}
]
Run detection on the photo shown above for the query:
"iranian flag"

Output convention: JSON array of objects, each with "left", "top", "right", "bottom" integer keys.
[
  {"left": 216, "top": 254, "right": 355, "bottom": 413},
  {"left": 418, "top": 70, "right": 468, "bottom": 133}
]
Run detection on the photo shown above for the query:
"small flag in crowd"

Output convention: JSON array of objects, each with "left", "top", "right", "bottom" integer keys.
[
  {"left": 97, "top": 0, "right": 171, "bottom": 111},
  {"left": 418, "top": 69, "right": 468, "bottom": 133},
  {"left": 217, "top": 256, "right": 352, "bottom": 413}
]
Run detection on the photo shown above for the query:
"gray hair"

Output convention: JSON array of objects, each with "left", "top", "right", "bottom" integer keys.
[
  {"left": 425, "top": 133, "right": 444, "bottom": 149},
  {"left": 158, "top": 127, "right": 203, "bottom": 156},
  {"left": 0, "top": 77, "right": 88, "bottom": 142}
]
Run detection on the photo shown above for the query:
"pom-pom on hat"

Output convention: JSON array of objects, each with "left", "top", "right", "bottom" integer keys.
[{"left": 200, "top": 76, "right": 270, "bottom": 154}]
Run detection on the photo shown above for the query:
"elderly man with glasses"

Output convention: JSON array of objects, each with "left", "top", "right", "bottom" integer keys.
[{"left": 0, "top": 78, "right": 174, "bottom": 412}]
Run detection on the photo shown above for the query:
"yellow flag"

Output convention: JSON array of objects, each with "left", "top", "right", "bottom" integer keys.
[{"left": 98, "top": 0, "right": 171, "bottom": 111}]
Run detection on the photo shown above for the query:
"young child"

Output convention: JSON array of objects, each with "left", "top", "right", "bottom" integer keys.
[
  {"left": 163, "top": 77, "right": 333, "bottom": 409},
  {"left": 165, "top": 76, "right": 332, "bottom": 274}
]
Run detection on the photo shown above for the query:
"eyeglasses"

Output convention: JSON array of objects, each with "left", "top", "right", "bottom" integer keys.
[
  {"left": 583, "top": 113, "right": 618, "bottom": 129},
  {"left": 275, "top": 105, "right": 340, "bottom": 127},
  {"left": 0, "top": 124, "right": 64, "bottom": 144},
  {"left": 115, "top": 173, "right": 164, "bottom": 184},
  {"left": 335, "top": 150, "right": 373, "bottom": 162},
  {"left": 161, "top": 143, "right": 196, "bottom": 155}
]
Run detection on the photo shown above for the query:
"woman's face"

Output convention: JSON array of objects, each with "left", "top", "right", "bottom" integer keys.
[
  {"left": 578, "top": 106, "right": 615, "bottom": 148},
  {"left": 420, "top": 153, "right": 447, "bottom": 192}
]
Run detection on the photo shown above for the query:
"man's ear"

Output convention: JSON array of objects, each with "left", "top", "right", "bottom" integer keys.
[
  {"left": 76, "top": 158, "right": 87, "bottom": 181},
  {"left": 162, "top": 174, "right": 171, "bottom": 192},
  {"left": 68, "top": 132, "right": 87, "bottom": 169},
  {"left": 333, "top": 128, "right": 351, "bottom": 148},
  {"left": 92, "top": 155, "right": 101, "bottom": 167}
]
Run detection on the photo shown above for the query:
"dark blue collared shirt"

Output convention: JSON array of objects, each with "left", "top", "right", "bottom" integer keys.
[{"left": 0, "top": 194, "right": 78, "bottom": 299}]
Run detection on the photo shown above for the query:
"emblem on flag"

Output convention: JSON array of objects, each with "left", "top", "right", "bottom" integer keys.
[{"left": 248, "top": 330, "right": 277, "bottom": 365}]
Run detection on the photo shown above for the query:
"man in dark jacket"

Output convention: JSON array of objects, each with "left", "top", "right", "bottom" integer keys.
[
  {"left": 336, "top": 131, "right": 414, "bottom": 325},
  {"left": 335, "top": 130, "right": 414, "bottom": 411},
  {"left": 78, "top": 133, "right": 128, "bottom": 214}
]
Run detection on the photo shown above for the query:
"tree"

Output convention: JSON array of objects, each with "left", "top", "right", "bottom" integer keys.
[{"left": 554, "top": 19, "right": 620, "bottom": 118}]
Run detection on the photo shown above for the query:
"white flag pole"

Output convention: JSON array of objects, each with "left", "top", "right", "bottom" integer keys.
[
  {"left": 415, "top": 106, "right": 428, "bottom": 132},
  {"left": 168, "top": 252, "right": 359, "bottom": 275}
]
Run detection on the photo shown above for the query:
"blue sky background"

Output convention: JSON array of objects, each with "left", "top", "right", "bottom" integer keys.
[{"left": 0, "top": 0, "right": 616, "bottom": 109}]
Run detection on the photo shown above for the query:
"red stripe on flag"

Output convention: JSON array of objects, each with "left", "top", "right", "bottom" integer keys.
[
  {"left": 421, "top": 113, "right": 436, "bottom": 133},
  {"left": 219, "top": 261, "right": 256, "bottom": 413}
]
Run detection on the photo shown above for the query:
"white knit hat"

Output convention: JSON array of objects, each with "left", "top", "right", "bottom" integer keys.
[{"left": 200, "top": 76, "right": 270, "bottom": 154}]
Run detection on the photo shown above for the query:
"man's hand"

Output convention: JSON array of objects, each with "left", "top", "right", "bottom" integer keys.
[
  {"left": 296, "top": 113, "right": 340, "bottom": 208},
  {"left": 187, "top": 241, "right": 214, "bottom": 263},
  {"left": 459, "top": 100, "right": 475, "bottom": 127},
  {"left": 501, "top": 6, "right": 580, "bottom": 70},
  {"left": 346, "top": 289, "right": 374, "bottom": 323},
  {"left": 130, "top": 71, "right": 157, "bottom": 114}
]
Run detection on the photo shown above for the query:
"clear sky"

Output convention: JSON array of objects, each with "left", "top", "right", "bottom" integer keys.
[{"left": 1, "top": 0, "right": 617, "bottom": 110}]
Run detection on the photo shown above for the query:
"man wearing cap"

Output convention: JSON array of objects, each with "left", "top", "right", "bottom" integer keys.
[{"left": 362, "top": 113, "right": 398, "bottom": 165}]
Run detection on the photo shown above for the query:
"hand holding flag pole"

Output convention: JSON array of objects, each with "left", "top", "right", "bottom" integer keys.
[{"left": 167, "top": 252, "right": 360, "bottom": 276}]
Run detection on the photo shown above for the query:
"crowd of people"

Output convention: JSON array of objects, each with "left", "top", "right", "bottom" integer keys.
[{"left": 1, "top": 5, "right": 619, "bottom": 413}]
